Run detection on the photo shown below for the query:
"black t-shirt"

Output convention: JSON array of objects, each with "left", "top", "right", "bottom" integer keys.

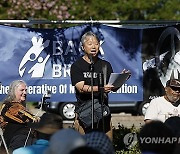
[{"left": 70, "top": 57, "right": 113, "bottom": 107}]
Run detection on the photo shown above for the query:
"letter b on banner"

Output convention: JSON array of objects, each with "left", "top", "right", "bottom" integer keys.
[{"left": 53, "top": 64, "right": 62, "bottom": 77}]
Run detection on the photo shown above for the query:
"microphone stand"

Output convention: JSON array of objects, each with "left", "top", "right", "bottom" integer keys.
[
  {"left": 98, "top": 73, "right": 105, "bottom": 132},
  {"left": 40, "top": 91, "right": 51, "bottom": 113},
  {"left": 89, "top": 62, "right": 95, "bottom": 129}
]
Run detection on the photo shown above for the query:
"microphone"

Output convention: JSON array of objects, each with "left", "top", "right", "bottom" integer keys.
[
  {"left": 88, "top": 54, "right": 94, "bottom": 64},
  {"left": 89, "top": 54, "right": 94, "bottom": 72}
]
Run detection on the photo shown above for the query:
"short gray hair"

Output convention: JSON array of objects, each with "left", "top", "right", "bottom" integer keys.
[
  {"left": 4, "top": 80, "right": 27, "bottom": 103},
  {"left": 81, "top": 31, "right": 100, "bottom": 46}
]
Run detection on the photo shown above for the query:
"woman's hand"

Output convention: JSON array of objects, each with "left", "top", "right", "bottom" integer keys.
[
  {"left": 33, "top": 116, "right": 40, "bottom": 123},
  {"left": 121, "top": 69, "right": 131, "bottom": 80},
  {"left": 104, "top": 84, "right": 114, "bottom": 93}
]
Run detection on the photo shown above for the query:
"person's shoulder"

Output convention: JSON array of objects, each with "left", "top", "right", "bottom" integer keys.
[
  {"left": 13, "top": 147, "right": 33, "bottom": 154},
  {"left": 99, "top": 58, "right": 111, "bottom": 66},
  {"left": 34, "top": 139, "right": 49, "bottom": 145},
  {"left": 71, "top": 57, "right": 83, "bottom": 66},
  {"left": 13, "top": 140, "right": 49, "bottom": 154},
  {"left": 151, "top": 96, "right": 164, "bottom": 101},
  {"left": 1, "top": 101, "right": 12, "bottom": 112},
  {"left": 149, "top": 96, "right": 166, "bottom": 107},
  {"left": 100, "top": 58, "right": 109, "bottom": 63},
  {"left": 2, "top": 101, "right": 11, "bottom": 106}
]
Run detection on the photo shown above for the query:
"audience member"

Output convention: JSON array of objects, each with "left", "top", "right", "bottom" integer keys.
[
  {"left": 44, "top": 128, "right": 86, "bottom": 154},
  {"left": 12, "top": 112, "right": 63, "bottom": 154},
  {"left": 69, "top": 146, "right": 100, "bottom": 154},
  {"left": 84, "top": 131, "right": 115, "bottom": 154},
  {"left": 138, "top": 120, "right": 175, "bottom": 154},
  {"left": 165, "top": 116, "right": 180, "bottom": 154},
  {"left": 165, "top": 116, "right": 180, "bottom": 136},
  {"left": 145, "top": 79, "right": 180, "bottom": 123},
  {"left": 0, "top": 80, "right": 40, "bottom": 152}
]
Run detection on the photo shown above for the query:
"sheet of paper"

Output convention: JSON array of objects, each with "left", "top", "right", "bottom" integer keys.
[{"left": 108, "top": 72, "right": 130, "bottom": 88}]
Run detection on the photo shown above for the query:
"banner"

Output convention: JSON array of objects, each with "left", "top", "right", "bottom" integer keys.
[
  {"left": 4, "top": 23, "right": 180, "bottom": 103},
  {"left": 142, "top": 25, "right": 180, "bottom": 102}
]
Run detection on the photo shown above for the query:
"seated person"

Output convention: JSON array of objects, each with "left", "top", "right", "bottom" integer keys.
[
  {"left": 0, "top": 80, "right": 40, "bottom": 152},
  {"left": 145, "top": 79, "right": 180, "bottom": 123}
]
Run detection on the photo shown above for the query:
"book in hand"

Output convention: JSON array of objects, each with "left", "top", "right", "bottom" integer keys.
[{"left": 108, "top": 72, "right": 131, "bottom": 88}]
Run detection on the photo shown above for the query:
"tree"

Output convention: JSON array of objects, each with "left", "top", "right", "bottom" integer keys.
[
  {"left": 0, "top": 0, "right": 73, "bottom": 28},
  {"left": 69, "top": 0, "right": 180, "bottom": 20}
]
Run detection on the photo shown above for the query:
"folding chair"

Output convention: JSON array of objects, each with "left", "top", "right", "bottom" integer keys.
[{"left": 0, "top": 127, "right": 9, "bottom": 154}]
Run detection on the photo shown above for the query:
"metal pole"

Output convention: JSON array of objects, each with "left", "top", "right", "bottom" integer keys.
[
  {"left": 89, "top": 63, "right": 94, "bottom": 129},
  {"left": 0, "top": 20, "right": 180, "bottom": 25}
]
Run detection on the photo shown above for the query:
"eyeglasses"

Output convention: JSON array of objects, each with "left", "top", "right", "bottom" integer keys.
[{"left": 170, "top": 86, "right": 180, "bottom": 93}]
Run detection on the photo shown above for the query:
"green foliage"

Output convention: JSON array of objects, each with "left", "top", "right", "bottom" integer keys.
[
  {"left": 113, "top": 123, "right": 141, "bottom": 153},
  {"left": 69, "top": 0, "right": 180, "bottom": 20}
]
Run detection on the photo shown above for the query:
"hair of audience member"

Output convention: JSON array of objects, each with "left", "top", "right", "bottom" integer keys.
[
  {"left": 164, "top": 117, "right": 180, "bottom": 154},
  {"left": 165, "top": 116, "right": 180, "bottom": 137},
  {"left": 69, "top": 146, "right": 100, "bottom": 154},
  {"left": 29, "top": 112, "right": 63, "bottom": 140},
  {"left": 138, "top": 120, "right": 175, "bottom": 154},
  {"left": 44, "top": 128, "right": 86, "bottom": 154},
  {"left": 83, "top": 131, "right": 115, "bottom": 154}
]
